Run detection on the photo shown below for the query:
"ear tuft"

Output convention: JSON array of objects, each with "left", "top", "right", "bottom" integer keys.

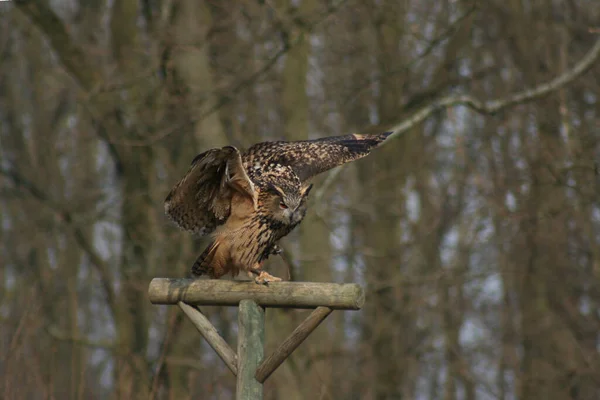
[
  {"left": 266, "top": 183, "right": 285, "bottom": 197},
  {"left": 301, "top": 183, "right": 314, "bottom": 197}
]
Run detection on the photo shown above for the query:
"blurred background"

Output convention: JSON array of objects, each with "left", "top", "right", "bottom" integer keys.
[{"left": 1, "top": 0, "right": 600, "bottom": 399}]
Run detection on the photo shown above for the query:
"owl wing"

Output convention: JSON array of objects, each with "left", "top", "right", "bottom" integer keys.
[
  {"left": 164, "top": 146, "right": 257, "bottom": 236},
  {"left": 245, "top": 132, "right": 392, "bottom": 182}
]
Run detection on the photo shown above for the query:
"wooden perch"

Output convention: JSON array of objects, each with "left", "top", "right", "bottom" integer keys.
[
  {"left": 148, "top": 279, "right": 365, "bottom": 310},
  {"left": 149, "top": 279, "right": 364, "bottom": 398}
]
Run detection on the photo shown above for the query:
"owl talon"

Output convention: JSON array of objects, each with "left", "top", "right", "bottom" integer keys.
[
  {"left": 269, "top": 244, "right": 283, "bottom": 255},
  {"left": 253, "top": 270, "right": 282, "bottom": 285}
]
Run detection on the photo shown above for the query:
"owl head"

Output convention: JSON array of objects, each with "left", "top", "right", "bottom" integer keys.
[{"left": 263, "top": 181, "right": 313, "bottom": 226}]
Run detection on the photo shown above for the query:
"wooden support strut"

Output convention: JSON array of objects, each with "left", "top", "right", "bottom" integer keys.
[
  {"left": 255, "top": 306, "right": 333, "bottom": 383},
  {"left": 177, "top": 302, "right": 238, "bottom": 376}
]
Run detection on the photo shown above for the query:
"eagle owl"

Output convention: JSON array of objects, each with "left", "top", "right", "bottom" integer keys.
[{"left": 164, "top": 132, "right": 391, "bottom": 283}]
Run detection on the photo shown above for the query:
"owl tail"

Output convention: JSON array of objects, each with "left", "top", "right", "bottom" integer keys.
[{"left": 191, "top": 240, "right": 219, "bottom": 277}]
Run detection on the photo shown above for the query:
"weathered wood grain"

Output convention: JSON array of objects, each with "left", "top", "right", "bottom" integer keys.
[
  {"left": 236, "top": 300, "right": 264, "bottom": 400},
  {"left": 149, "top": 279, "right": 365, "bottom": 310}
]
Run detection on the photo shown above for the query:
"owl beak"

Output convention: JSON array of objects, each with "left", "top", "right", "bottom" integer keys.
[
  {"left": 289, "top": 209, "right": 301, "bottom": 224},
  {"left": 282, "top": 209, "right": 293, "bottom": 223}
]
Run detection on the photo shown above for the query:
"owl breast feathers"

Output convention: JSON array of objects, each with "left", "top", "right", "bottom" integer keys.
[{"left": 164, "top": 131, "right": 392, "bottom": 283}]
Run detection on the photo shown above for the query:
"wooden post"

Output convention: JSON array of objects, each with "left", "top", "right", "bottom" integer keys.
[
  {"left": 148, "top": 279, "right": 364, "bottom": 399},
  {"left": 237, "top": 300, "right": 264, "bottom": 400}
]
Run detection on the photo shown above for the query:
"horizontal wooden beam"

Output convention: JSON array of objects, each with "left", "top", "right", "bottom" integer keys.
[
  {"left": 177, "top": 302, "right": 238, "bottom": 376},
  {"left": 255, "top": 306, "right": 332, "bottom": 383},
  {"left": 149, "top": 279, "right": 365, "bottom": 310}
]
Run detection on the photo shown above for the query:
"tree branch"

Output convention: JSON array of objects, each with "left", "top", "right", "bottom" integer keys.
[
  {"left": 15, "top": 0, "right": 101, "bottom": 91},
  {"left": 0, "top": 166, "right": 118, "bottom": 318},
  {"left": 313, "top": 38, "right": 600, "bottom": 202},
  {"left": 344, "top": 2, "right": 478, "bottom": 106},
  {"left": 15, "top": 0, "right": 128, "bottom": 169},
  {"left": 195, "top": 0, "right": 349, "bottom": 124},
  {"left": 149, "top": 310, "right": 184, "bottom": 400},
  {"left": 388, "top": 38, "right": 600, "bottom": 139}
]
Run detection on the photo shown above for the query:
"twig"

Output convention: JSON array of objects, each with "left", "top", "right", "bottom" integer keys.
[
  {"left": 278, "top": 250, "right": 295, "bottom": 281},
  {"left": 343, "top": 3, "right": 478, "bottom": 106},
  {"left": 314, "top": 166, "right": 343, "bottom": 203},
  {"left": 1, "top": 293, "right": 39, "bottom": 364},
  {"left": 46, "top": 325, "right": 118, "bottom": 352},
  {"left": 149, "top": 310, "right": 183, "bottom": 399}
]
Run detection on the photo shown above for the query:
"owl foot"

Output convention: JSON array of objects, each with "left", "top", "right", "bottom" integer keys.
[{"left": 252, "top": 270, "right": 282, "bottom": 285}]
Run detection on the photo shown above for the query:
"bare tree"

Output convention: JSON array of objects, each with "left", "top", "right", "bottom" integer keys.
[{"left": 2, "top": 0, "right": 600, "bottom": 398}]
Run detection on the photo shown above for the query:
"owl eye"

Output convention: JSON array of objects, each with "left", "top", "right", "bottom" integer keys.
[{"left": 279, "top": 201, "right": 288, "bottom": 209}]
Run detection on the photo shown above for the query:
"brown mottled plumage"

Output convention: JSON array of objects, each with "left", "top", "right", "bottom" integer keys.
[{"left": 164, "top": 132, "right": 392, "bottom": 283}]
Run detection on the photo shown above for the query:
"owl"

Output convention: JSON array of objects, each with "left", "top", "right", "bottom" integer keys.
[{"left": 164, "top": 132, "right": 391, "bottom": 283}]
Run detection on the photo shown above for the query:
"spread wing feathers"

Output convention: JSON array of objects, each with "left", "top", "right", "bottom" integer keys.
[
  {"left": 246, "top": 131, "right": 392, "bottom": 182},
  {"left": 164, "top": 146, "right": 257, "bottom": 236}
]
